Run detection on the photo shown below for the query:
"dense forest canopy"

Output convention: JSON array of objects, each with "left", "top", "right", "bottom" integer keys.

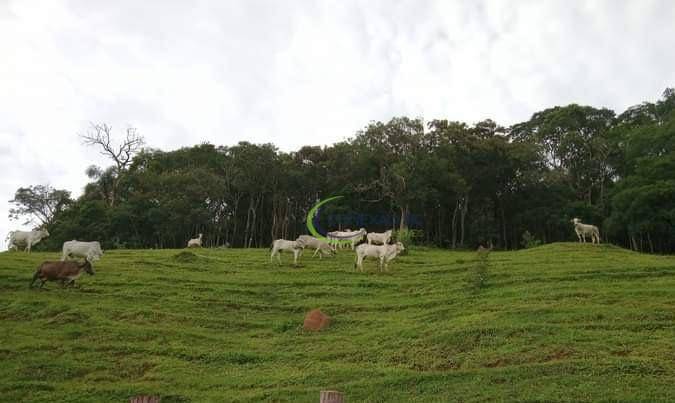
[{"left": 11, "top": 89, "right": 675, "bottom": 253}]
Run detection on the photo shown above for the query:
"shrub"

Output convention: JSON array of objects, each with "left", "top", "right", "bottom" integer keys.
[
  {"left": 393, "top": 228, "right": 423, "bottom": 247},
  {"left": 466, "top": 249, "right": 490, "bottom": 292},
  {"left": 521, "top": 230, "right": 542, "bottom": 249}
]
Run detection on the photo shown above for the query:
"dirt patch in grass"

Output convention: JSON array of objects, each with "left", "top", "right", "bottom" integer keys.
[
  {"left": 485, "top": 358, "right": 510, "bottom": 368},
  {"left": 543, "top": 349, "right": 574, "bottom": 362}
]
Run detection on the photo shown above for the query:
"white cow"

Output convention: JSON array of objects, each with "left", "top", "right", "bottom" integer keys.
[
  {"left": 328, "top": 228, "right": 367, "bottom": 250},
  {"left": 296, "top": 235, "right": 335, "bottom": 259},
  {"left": 354, "top": 241, "right": 405, "bottom": 272},
  {"left": 270, "top": 239, "right": 303, "bottom": 266},
  {"left": 61, "top": 240, "right": 104, "bottom": 262},
  {"left": 6, "top": 229, "right": 50, "bottom": 253},
  {"left": 187, "top": 233, "right": 203, "bottom": 248},
  {"left": 367, "top": 229, "right": 393, "bottom": 245},
  {"left": 571, "top": 218, "right": 601, "bottom": 244}
]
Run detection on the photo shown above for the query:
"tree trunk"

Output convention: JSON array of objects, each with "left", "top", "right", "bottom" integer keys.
[
  {"left": 399, "top": 204, "right": 409, "bottom": 231},
  {"left": 460, "top": 194, "right": 469, "bottom": 247},
  {"left": 110, "top": 179, "right": 117, "bottom": 208},
  {"left": 244, "top": 196, "right": 254, "bottom": 248},
  {"left": 231, "top": 195, "right": 241, "bottom": 247},
  {"left": 501, "top": 207, "right": 507, "bottom": 250},
  {"left": 451, "top": 200, "right": 459, "bottom": 249},
  {"left": 271, "top": 197, "right": 279, "bottom": 242}
]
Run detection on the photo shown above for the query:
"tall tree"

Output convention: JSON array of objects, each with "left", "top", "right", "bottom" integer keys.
[
  {"left": 9, "top": 185, "right": 72, "bottom": 227},
  {"left": 80, "top": 122, "right": 145, "bottom": 207}
]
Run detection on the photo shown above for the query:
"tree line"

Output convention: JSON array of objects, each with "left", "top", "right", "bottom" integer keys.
[{"left": 10, "top": 88, "right": 675, "bottom": 253}]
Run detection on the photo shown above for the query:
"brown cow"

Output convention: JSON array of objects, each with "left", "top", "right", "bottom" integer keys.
[{"left": 30, "top": 260, "right": 94, "bottom": 288}]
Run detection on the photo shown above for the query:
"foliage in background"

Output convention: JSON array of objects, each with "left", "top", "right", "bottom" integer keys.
[
  {"left": 393, "top": 228, "right": 423, "bottom": 248},
  {"left": 9, "top": 185, "right": 73, "bottom": 227},
  {"left": 9, "top": 89, "right": 675, "bottom": 253},
  {"left": 520, "top": 231, "right": 542, "bottom": 249}
]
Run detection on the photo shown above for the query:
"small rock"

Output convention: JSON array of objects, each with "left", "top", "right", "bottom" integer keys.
[{"left": 303, "top": 309, "right": 331, "bottom": 331}]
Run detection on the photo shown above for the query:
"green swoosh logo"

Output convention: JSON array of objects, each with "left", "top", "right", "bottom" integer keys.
[{"left": 306, "top": 195, "right": 347, "bottom": 243}]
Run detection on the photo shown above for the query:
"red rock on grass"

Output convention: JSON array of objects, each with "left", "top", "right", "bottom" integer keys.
[{"left": 303, "top": 309, "right": 331, "bottom": 331}]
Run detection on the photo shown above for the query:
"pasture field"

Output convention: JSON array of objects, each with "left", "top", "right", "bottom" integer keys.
[{"left": 1, "top": 243, "right": 674, "bottom": 402}]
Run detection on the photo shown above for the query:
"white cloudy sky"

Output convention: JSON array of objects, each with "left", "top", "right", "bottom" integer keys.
[{"left": 1, "top": 0, "right": 675, "bottom": 249}]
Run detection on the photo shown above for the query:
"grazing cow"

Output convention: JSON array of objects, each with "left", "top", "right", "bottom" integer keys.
[
  {"left": 328, "top": 228, "right": 367, "bottom": 250},
  {"left": 270, "top": 239, "right": 303, "bottom": 266},
  {"left": 187, "top": 233, "right": 203, "bottom": 248},
  {"left": 571, "top": 218, "right": 601, "bottom": 244},
  {"left": 354, "top": 242, "right": 405, "bottom": 272},
  {"left": 296, "top": 235, "right": 335, "bottom": 259},
  {"left": 30, "top": 260, "right": 94, "bottom": 288},
  {"left": 367, "top": 229, "right": 393, "bottom": 245},
  {"left": 6, "top": 229, "right": 50, "bottom": 253},
  {"left": 61, "top": 240, "right": 103, "bottom": 263}
]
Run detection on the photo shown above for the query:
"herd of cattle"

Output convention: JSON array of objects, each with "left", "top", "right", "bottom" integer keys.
[
  {"left": 4, "top": 217, "right": 600, "bottom": 288},
  {"left": 5, "top": 230, "right": 103, "bottom": 288},
  {"left": 270, "top": 228, "right": 405, "bottom": 271}
]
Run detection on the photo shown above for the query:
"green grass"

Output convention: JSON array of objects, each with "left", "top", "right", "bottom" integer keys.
[{"left": 1, "top": 243, "right": 674, "bottom": 402}]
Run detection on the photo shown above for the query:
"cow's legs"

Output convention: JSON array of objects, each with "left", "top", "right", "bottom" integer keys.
[{"left": 29, "top": 272, "right": 39, "bottom": 288}]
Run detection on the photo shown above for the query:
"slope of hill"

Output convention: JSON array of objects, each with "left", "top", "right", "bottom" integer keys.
[{"left": 1, "top": 243, "right": 674, "bottom": 402}]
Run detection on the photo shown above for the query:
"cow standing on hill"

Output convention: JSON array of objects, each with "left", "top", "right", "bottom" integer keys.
[
  {"left": 571, "top": 218, "right": 601, "bottom": 244},
  {"left": 6, "top": 229, "right": 50, "bottom": 253},
  {"left": 354, "top": 242, "right": 405, "bottom": 272},
  {"left": 61, "top": 240, "right": 103, "bottom": 263}
]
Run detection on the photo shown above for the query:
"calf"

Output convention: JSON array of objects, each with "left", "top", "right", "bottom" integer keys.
[
  {"left": 270, "top": 239, "right": 303, "bottom": 266},
  {"left": 187, "top": 233, "right": 203, "bottom": 248},
  {"left": 354, "top": 242, "right": 405, "bottom": 272},
  {"left": 296, "top": 235, "right": 335, "bottom": 259},
  {"left": 571, "top": 218, "right": 601, "bottom": 244},
  {"left": 30, "top": 260, "right": 95, "bottom": 288},
  {"left": 367, "top": 229, "right": 393, "bottom": 245},
  {"left": 329, "top": 228, "right": 367, "bottom": 250},
  {"left": 61, "top": 240, "right": 103, "bottom": 262}
]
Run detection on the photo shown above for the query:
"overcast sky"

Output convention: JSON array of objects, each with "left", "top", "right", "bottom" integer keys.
[{"left": 1, "top": 0, "right": 674, "bottom": 249}]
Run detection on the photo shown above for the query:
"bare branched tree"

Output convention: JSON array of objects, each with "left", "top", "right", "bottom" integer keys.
[
  {"left": 80, "top": 122, "right": 145, "bottom": 207},
  {"left": 81, "top": 123, "right": 145, "bottom": 172}
]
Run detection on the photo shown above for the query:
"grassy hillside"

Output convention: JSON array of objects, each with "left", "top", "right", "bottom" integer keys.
[{"left": 1, "top": 243, "right": 674, "bottom": 402}]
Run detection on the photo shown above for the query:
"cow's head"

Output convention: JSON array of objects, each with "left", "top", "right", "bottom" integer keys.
[{"left": 87, "top": 251, "right": 103, "bottom": 262}]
